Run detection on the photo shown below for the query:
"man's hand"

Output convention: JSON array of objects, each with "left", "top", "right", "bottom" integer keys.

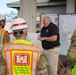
[
  {"left": 37, "top": 34, "right": 44, "bottom": 41},
  {"left": 37, "top": 34, "right": 57, "bottom": 42}
]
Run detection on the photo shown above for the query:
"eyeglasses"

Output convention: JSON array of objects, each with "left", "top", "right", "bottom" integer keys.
[{"left": 14, "top": 29, "right": 27, "bottom": 36}]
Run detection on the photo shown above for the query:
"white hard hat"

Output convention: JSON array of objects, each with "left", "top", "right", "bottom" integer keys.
[
  {"left": 0, "top": 14, "right": 5, "bottom": 21},
  {"left": 12, "top": 18, "right": 28, "bottom": 31}
]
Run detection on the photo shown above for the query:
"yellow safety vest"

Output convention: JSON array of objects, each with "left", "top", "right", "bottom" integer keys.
[
  {"left": 72, "top": 64, "right": 76, "bottom": 75},
  {"left": 3, "top": 39, "right": 40, "bottom": 75},
  {"left": 0, "top": 28, "right": 10, "bottom": 46}
]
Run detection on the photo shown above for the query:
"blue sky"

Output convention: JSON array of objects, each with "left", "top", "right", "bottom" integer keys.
[{"left": 0, "top": 0, "right": 19, "bottom": 15}]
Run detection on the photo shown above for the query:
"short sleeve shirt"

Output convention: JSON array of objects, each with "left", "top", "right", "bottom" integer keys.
[{"left": 41, "top": 22, "right": 60, "bottom": 49}]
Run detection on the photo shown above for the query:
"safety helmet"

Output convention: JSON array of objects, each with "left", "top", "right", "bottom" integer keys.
[
  {"left": 0, "top": 14, "right": 6, "bottom": 21},
  {"left": 12, "top": 18, "right": 28, "bottom": 31}
]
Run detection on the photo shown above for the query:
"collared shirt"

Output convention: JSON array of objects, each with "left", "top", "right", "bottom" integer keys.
[{"left": 41, "top": 22, "right": 60, "bottom": 49}]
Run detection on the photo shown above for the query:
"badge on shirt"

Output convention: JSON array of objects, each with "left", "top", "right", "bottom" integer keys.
[{"left": 46, "top": 29, "right": 48, "bottom": 33}]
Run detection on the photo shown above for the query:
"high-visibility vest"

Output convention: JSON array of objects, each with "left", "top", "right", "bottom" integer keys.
[
  {"left": 0, "top": 28, "right": 10, "bottom": 46},
  {"left": 3, "top": 39, "right": 40, "bottom": 75},
  {"left": 72, "top": 64, "right": 76, "bottom": 75}
]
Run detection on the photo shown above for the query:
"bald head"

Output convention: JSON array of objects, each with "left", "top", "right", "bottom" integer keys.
[{"left": 43, "top": 16, "right": 51, "bottom": 27}]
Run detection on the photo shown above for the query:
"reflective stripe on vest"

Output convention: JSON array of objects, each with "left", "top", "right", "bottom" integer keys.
[
  {"left": 0, "top": 29, "right": 9, "bottom": 46},
  {"left": 0, "top": 29, "right": 4, "bottom": 45},
  {"left": 3, "top": 40, "right": 40, "bottom": 75}
]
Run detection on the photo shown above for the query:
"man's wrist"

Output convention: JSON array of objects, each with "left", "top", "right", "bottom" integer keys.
[{"left": 42, "top": 37, "right": 45, "bottom": 41}]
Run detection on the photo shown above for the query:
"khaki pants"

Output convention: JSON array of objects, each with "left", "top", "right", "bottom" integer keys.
[{"left": 43, "top": 47, "right": 60, "bottom": 75}]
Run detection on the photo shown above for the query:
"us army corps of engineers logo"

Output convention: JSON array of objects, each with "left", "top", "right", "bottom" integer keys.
[{"left": 14, "top": 53, "right": 30, "bottom": 66}]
